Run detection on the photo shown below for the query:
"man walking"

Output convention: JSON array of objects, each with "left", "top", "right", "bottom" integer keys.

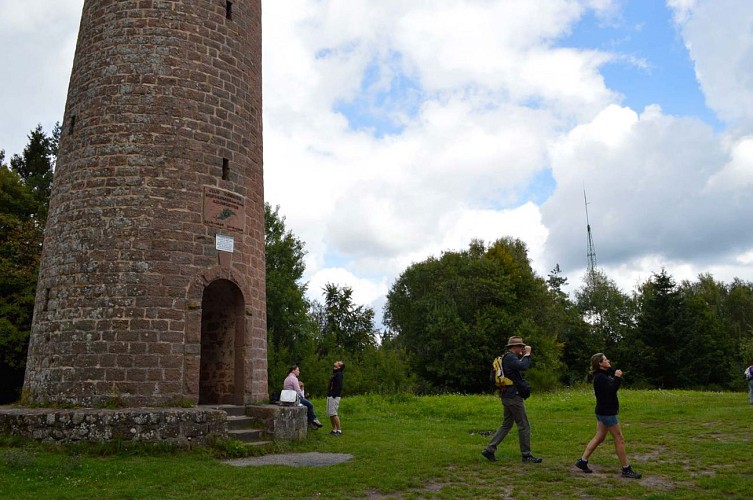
[{"left": 482, "top": 336, "right": 542, "bottom": 463}]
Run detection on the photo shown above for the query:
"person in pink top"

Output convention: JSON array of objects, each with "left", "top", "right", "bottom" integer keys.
[{"left": 284, "top": 365, "right": 322, "bottom": 428}]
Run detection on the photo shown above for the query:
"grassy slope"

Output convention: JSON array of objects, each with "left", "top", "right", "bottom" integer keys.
[{"left": 1, "top": 389, "right": 751, "bottom": 499}]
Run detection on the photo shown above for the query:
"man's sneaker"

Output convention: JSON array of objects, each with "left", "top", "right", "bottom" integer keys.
[
  {"left": 481, "top": 449, "right": 497, "bottom": 462},
  {"left": 329, "top": 430, "right": 339, "bottom": 436},
  {"left": 575, "top": 459, "right": 593, "bottom": 473},
  {"left": 621, "top": 466, "right": 642, "bottom": 479},
  {"left": 312, "top": 419, "right": 323, "bottom": 428},
  {"left": 522, "top": 455, "right": 543, "bottom": 463}
]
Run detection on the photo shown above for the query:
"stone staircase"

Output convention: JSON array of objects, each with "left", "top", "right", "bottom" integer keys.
[{"left": 209, "top": 405, "right": 273, "bottom": 447}]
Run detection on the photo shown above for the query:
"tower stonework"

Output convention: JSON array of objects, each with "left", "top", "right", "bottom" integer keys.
[{"left": 23, "top": 0, "right": 267, "bottom": 406}]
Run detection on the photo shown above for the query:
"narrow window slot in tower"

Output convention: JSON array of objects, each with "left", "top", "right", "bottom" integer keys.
[
  {"left": 226, "top": 1, "right": 233, "bottom": 20},
  {"left": 222, "top": 158, "right": 230, "bottom": 180},
  {"left": 69, "top": 115, "right": 76, "bottom": 135}
]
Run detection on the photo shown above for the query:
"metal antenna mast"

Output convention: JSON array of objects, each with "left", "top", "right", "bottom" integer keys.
[{"left": 584, "top": 190, "right": 597, "bottom": 281}]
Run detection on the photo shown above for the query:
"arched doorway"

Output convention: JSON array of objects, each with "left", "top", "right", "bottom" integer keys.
[{"left": 199, "top": 279, "right": 245, "bottom": 405}]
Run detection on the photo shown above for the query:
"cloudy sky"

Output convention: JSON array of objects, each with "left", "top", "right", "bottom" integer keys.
[{"left": 2, "top": 0, "right": 753, "bottom": 321}]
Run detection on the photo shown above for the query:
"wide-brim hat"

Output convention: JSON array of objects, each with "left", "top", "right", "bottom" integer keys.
[{"left": 506, "top": 336, "right": 525, "bottom": 347}]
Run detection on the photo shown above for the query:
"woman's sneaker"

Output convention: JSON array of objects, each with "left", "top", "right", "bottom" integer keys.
[
  {"left": 621, "top": 465, "right": 642, "bottom": 479},
  {"left": 575, "top": 459, "right": 593, "bottom": 473}
]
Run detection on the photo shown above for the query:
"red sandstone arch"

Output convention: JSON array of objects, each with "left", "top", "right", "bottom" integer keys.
[
  {"left": 185, "top": 266, "right": 267, "bottom": 405},
  {"left": 199, "top": 279, "right": 245, "bottom": 404}
]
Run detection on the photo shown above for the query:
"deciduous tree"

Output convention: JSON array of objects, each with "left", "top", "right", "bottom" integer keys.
[
  {"left": 264, "top": 203, "right": 317, "bottom": 388},
  {"left": 386, "top": 238, "right": 565, "bottom": 393}
]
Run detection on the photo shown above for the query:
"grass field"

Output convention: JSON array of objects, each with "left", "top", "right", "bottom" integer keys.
[{"left": 1, "top": 389, "right": 751, "bottom": 499}]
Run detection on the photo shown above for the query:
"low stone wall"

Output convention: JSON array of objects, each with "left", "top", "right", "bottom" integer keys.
[
  {"left": 246, "top": 404, "right": 307, "bottom": 441},
  {"left": 0, "top": 407, "right": 227, "bottom": 445}
]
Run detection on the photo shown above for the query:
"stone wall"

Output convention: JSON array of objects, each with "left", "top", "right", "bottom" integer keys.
[
  {"left": 246, "top": 405, "right": 308, "bottom": 441},
  {"left": 0, "top": 407, "right": 227, "bottom": 445}
]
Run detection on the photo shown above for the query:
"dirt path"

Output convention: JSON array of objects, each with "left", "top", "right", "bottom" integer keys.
[{"left": 222, "top": 452, "right": 353, "bottom": 467}]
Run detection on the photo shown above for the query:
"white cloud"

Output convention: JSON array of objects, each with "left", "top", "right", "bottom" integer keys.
[
  {"left": 669, "top": 0, "right": 753, "bottom": 127},
  {"left": 306, "top": 266, "right": 389, "bottom": 307},
  {"left": 737, "top": 249, "right": 753, "bottom": 265},
  {"left": 5, "top": 0, "right": 753, "bottom": 325},
  {"left": 0, "top": 1, "right": 84, "bottom": 157},
  {"left": 666, "top": 0, "right": 699, "bottom": 24},
  {"left": 265, "top": 0, "right": 753, "bottom": 309},
  {"left": 705, "top": 136, "right": 753, "bottom": 191},
  {"left": 542, "top": 101, "right": 751, "bottom": 274}
]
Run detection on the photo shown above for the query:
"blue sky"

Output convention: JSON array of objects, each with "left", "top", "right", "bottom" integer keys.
[
  {"left": 327, "top": 1, "right": 721, "bottom": 147},
  {"left": 334, "top": 51, "right": 424, "bottom": 138},
  {"left": 560, "top": 1, "right": 721, "bottom": 127}
]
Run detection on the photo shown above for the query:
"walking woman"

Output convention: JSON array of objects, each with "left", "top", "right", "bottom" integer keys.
[{"left": 575, "top": 353, "right": 641, "bottom": 479}]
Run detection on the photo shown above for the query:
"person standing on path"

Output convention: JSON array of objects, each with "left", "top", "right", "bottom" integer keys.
[
  {"left": 326, "top": 360, "right": 345, "bottom": 435},
  {"left": 575, "top": 353, "right": 641, "bottom": 479},
  {"left": 744, "top": 364, "right": 753, "bottom": 404},
  {"left": 481, "top": 336, "right": 543, "bottom": 464}
]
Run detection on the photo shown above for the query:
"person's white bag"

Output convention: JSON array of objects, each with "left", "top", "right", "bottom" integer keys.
[{"left": 279, "top": 389, "right": 299, "bottom": 405}]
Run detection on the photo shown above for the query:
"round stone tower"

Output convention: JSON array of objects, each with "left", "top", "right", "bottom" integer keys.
[{"left": 23, "top": 0, "right": 267, "bottom": 406}]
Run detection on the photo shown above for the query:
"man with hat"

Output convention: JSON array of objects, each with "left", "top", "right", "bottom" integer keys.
[{"left": 481, "top": 335, "right": 543, "bottom": 463}]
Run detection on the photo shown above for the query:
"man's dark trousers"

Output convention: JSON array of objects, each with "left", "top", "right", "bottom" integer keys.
[{"left": 484, "top": 395, "right": 531, "bottom": 456}]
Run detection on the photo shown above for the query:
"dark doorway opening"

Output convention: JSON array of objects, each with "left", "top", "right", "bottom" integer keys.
[{"left": 199, "top": 279, "right": 245, "bottom": 404}]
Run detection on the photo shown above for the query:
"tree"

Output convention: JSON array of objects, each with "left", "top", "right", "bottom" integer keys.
[
  {"left": 570, "top": 269, "right": 637, "bottom": 384},
  {"left": 264, "top": 203, "right": 317, "bottom": 389},
  {"left": 723, "top": 278, "right": 753, "bottom": 363},
  {"left": 677, "top": 274, "right": 737, "bottom": 389},
  {"left": 312, "top": 283, "right": 377, "bottom": 356},
  {"left": 264, "top": 203, "right": 410, "bottom": 398},
  {"left": 10, "top": 124, "right": 58, "bottom": 221},
  {"left": 633, "top": 269, "right": 680, "bottom": 387},
  {"left": 385, "top": 237, "right": 564, "bottom": 393},
  {"left": 0, "top": 125, "right": 57, "bottom": 403},
  {"left": 544, "top": 265, "right": 591, "bottom": 385}
]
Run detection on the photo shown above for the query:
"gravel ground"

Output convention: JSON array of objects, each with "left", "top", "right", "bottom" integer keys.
[{"left": 222, "top": 452, "right": 354, "bottom": 467}]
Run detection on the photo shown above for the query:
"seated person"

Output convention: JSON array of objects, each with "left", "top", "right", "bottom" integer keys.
[{"left": 283, "top": 365, "right": 322, "bottom": 428}]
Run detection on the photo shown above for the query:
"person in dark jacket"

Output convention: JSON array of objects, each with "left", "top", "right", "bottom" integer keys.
[
  {"left": 575, "top": 353, "right": 641, "bottom": 479},
  {"left": 326, "top": 361, "right": 345, "bottom": 436},
  {"left": 481, "top": 336, "right": 542, "bottom": 464}
]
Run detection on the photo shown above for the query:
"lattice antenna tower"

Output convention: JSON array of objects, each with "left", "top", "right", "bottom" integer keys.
[{"left": 584, "top": 190, "right": 597, "bottom": 283}]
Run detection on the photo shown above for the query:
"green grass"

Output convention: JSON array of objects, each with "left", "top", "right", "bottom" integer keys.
[{"left": 1, "top": 389, "right": 751, "bottom": 499}]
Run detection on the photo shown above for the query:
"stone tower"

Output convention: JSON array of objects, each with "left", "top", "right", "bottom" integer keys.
[{"left": 23, "top": 0, "right": 266, "bottom": 406}]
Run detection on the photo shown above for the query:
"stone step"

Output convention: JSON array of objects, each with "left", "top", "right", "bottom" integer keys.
[
  {"left": 228, "top": 428, "right": 266, "bottom": 442},
  {"left": 227, "top": 415, "right": 254, "bottom": 430},
  {"left": 245, "top": 441, "right": 274, "bottom": 447},
  {"left": 199, "top": 405, "right": 275, "bottom": 446},
  {"left": 206, "top": 404, "right": 247, "bottom": 417}
]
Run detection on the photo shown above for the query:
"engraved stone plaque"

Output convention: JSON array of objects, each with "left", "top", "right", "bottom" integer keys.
[{"left": 203, "top": 187, "right": 245, "bottom": 232}]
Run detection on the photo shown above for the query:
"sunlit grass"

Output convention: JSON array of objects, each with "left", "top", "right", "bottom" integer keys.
[{"left": 1, "top": 390, "right": 751, "bottom": 498}]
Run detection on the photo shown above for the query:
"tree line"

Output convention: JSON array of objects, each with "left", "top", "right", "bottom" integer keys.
[
  {"left": 0, "top": 125, "right": 57, "bottom": 403},
  {"left": 2, "top": 126, "right": 753, "bottom": 404}
]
